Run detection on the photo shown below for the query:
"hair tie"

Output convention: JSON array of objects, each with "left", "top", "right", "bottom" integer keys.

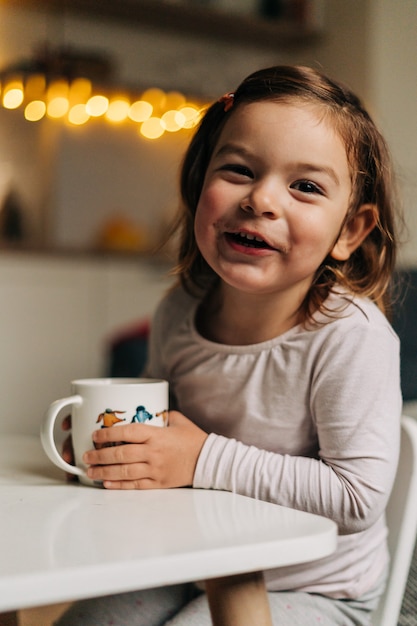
[{"left": 218, "top": 92, "right": 234, "bottom": 112}]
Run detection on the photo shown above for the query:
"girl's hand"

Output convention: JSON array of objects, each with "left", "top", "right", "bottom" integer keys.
[{"left": 83, "top": 411, "right": 208, "bottom": 490}]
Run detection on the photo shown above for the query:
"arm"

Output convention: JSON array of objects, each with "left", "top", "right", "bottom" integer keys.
[
  {"left": 84, "top": 321, "right": 400, "bottom": 535},
  {"left": 194, "top": 323, "right": 402, "bottom": 534}
]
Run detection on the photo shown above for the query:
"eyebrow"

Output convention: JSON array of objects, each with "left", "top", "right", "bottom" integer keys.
[
  {"left": 295, "top": 163, "right": 341, "bottom": 186},
  {"left": 214, "top": 143, "right": 249, "bottom": 159}
]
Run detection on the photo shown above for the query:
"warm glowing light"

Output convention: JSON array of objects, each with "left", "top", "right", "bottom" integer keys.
[
  {"left": 165, "top": 91, "right": 186, "bottom": 110},
  {"left": 141, "top": 87, "right": 166, "bottom": 113},
  {"left": 47, "top": 79, "right": 69, "bottom": 102},
  {"left": 3, "top": 79, "right": 24, "bottom": 109},
  {"left": 25, "top": 74, "right": 46, "bottom": 100},
  {"left": 161, "top": 109, "right": 184, "bottom": 132},
  {"left": 174, "top": 110, "right": 187, "bottom": 125},
  {"left": 3, "top": 88, "right": 24, "bottom": 109},
  {"left": 178, "top": 105, "right": 201, "bottom": 128},
  {"left": 0, "top": 67, "right": 206, "bottom": 138},
  {"left": 69, "top": 78, "right": 92, "bottom": 105},
  {"left": 128, "top": 100, "right": 153, "bottom": 122},
  {"left": 105, "top": 98, "right": 130, "bottom": 122},
  {"left": 24, "top": 100, "right": 46, "bottom": 121},
  {"left": 140, "top": 117, "right": 165, "bottom": 139},
  {"left": 86, "top": 94, "right": 109, "bottom": 116},
  {"left": 47, "top": 96, "right": 69, "bottom": 118},
  {"left": 68, "top": 103, "right": 90, "bottom": 125}
]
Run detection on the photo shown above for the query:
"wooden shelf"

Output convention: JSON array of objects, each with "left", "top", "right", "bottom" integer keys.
[{"left": 6, "top": 0, "right": 322, "bottom": 49}]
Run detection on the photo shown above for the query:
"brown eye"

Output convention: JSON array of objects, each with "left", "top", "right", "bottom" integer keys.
[
  {"left": 291, "top": 180, "right": 323, "bottom": 195},
  {"left": 221, "top": 164, "right": 253, "bottom": 178}
]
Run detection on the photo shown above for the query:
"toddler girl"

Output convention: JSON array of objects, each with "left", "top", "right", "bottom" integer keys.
[{"left": 57, "top": 65, "right": 402, "bottom": 626}]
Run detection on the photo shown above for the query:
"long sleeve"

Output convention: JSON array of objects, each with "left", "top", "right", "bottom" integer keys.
[{"left": 193, "top": 321, "right": 401, "bottom": 536}]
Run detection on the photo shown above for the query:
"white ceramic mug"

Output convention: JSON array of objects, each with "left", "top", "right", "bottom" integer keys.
[{"left": 41, "top": 378, "right": 169, "bottom": 487}]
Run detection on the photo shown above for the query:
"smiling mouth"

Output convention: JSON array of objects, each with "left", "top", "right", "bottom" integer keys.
[{"left": 226, "top": 232, "right": 275, "bottom": 250}]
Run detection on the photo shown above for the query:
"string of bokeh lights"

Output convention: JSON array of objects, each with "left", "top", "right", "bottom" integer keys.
[{"left": 0, "top": 73, "right": 207, "bottom": 139}]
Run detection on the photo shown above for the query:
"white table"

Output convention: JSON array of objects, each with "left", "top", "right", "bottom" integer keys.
[{"left": 0, "top": 436, "right": 337, "bottom": 626}]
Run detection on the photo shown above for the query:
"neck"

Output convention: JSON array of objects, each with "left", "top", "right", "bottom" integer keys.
[{"left": 198, "top": 283, "right": 306, "bottom": 345}]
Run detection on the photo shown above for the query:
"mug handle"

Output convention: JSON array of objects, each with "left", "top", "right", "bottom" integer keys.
[{"left": 40, "top": 395, "right": 84, "bottom": 476}]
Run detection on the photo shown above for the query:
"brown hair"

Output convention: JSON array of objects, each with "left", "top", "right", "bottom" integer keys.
[{"left": 173, "top": 65, "right": 401, "bottom": 320}]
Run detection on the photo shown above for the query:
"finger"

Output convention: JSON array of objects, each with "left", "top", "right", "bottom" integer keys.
[
  {"left": 92, "top": 422, "right": 156, "bottom": 445},
  {"left": 102, "top": 478, "right": 156, "bottom": 490},
  {"left": 86, "top": 459, "right": 149, "bottom": 483},
  {"left": 62, "top": 415, "right": 72, "bottom": 431},
  {"left": 62, "top": 436, "right": 73, "bottom": 463},
  {"left": 83, "top": 442, "right": 147, "bottom": 466}
]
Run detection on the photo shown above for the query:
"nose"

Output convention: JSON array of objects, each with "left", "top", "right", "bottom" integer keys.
[{"left": 240, "top": 179, "right": 282, "bottom": 219}]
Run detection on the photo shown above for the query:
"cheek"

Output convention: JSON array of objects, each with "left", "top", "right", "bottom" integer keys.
[
  {"left": 197, "top": 185, "right": 223, "bottom": 218},
  {"left": 290, "top": 214, "right": 323, "bottom": 248},
  {"left": 291, "top": 209, "right": 345, "bottom": 251},
  {"left": 194, "top": 201, "right": 213, "bottom": 255},
  {"left": 194, "top": 188, "right": 222, "bottom": 245}
]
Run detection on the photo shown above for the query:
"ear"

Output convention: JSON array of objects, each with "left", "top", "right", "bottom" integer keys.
[{"left": 330, "top": 204, "right": 377, "bottom": 261}]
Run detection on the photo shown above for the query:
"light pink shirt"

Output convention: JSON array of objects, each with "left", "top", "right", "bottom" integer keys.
[{"left": 147, "top": 286, "right": 402, "bottom": 599}]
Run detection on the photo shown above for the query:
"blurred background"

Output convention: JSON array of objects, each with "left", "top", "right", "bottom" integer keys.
[{"left": 0, "top": 0, "right": 416, "bottom": 437}]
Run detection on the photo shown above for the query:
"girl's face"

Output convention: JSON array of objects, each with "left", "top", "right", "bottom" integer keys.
[{"left": 194, "top": 100, "right": 353, "bottom": 303}]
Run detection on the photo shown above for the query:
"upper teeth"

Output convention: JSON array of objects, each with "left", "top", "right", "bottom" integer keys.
[{"left": 238, "top": 233, "right": 264, "bottom": 242}]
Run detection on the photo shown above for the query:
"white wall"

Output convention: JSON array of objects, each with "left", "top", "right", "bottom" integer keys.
[
  {"left": 51, "top": 122, "right": 189, "bottom": 250},
  {"left": 0, "top": 254, "right": 172, "bottom": 435},
  {"left": 368, "top": 0, "right": 417, "bottom": 266}
]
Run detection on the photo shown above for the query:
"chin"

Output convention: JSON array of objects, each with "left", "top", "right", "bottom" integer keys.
[{"left": 221, "top": 274, "right": 276, "bottom": 296}]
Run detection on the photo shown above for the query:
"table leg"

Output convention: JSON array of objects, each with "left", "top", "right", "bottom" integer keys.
[
  {"left": 205, "top": 571, "right": 273, "bottom": 626},
  {"left": 0, "top": 612, "right": 18, "bottom": 626}
]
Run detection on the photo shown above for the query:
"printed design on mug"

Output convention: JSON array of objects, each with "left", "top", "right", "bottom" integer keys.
[
  {"left": 94, "top": 408, "right": 126, "bottom": 449},
  {"left": 96, "top": 408, "right": 126, "bottom": 428},
  {"left": 93, "top": 405, "right": 169, "bottom": 449},
  {"left": 131, "top": 406, "right": 169, "bottom": 426},
  {"left": 156, "top": 410, "right": 169, "bottom": 426},
  {"left": 131, "top": 405, "right": 153, "bottom": 423}
]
